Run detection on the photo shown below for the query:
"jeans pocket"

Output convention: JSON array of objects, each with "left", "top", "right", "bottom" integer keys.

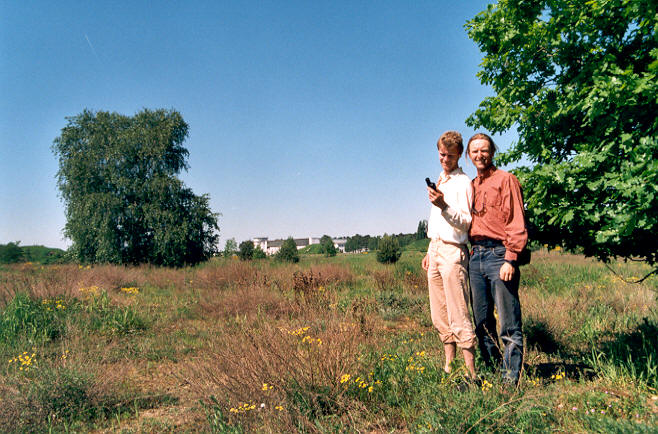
[{"left": 470, "top": 247, "right": 482, "bottom": 261}]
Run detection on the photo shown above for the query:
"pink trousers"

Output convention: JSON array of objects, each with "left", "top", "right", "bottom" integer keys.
[{"left": 427, "top": 239, "right": 476, "bottom": 349}]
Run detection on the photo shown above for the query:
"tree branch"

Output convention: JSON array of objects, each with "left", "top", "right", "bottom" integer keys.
[{"left": 604, "top": 263, "right": 658, "bottom": 286}]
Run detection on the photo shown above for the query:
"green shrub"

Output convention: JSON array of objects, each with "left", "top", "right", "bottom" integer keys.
[
  {"left": 82, "top": 291, "right": 147, "bottom": 336},
  {"left": 202, "top": 396, "right": 245, "bottom": 433},
  {"left": 238, "top": 240, "right": 254, "bottom": 260},
  {"left": 0, "top": 293, "right": 70, "bottom": 346},
  {"left": 377, "top": 235, "right": 401, "bottom": 264},
  {"left": 320, "top": 235, "right": 337, "bottom": 257},
  {"left": 376, "top": 290, "right": 415, "bottom": 320},
  {"left": 276, "top": 237, "right": 299, "bottom": 263},
  {"left": 0, "top": 242, "right": 24, "bottom": 264},
  {"left": 253, "top": 246, "right": 267, "bottom": 259},
  {"left": 222, "top": 238, "right": 238, "bottom": 258},
  {"left": 0, "top": 366, "right": 98, "bottom": 432},
  {"left": 0, "top": 364, "right": 177, "bottom": 433}
]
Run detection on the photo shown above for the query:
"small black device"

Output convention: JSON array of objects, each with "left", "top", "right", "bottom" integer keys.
[{"left": 425, "top": 177, "right": 437, "bottom": 191}]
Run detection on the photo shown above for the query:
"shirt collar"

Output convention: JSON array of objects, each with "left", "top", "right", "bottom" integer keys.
[
  {"left": 439, "top": 166, "right": 465, "bottom": 182},
  {"left": 475, "top": 165, "right": 497, "bottom": 183}
]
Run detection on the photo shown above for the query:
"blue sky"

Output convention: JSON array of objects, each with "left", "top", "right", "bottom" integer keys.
[{"left": 1, "top": 1, "right": 516, "bottom": 250}]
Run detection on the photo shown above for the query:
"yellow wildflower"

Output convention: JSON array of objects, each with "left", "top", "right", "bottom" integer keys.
[
  {"left": 120, "top": 287, "right": 139, "bottom": 295},
  {"left": 340, "top": 374, "right": 351, "bottom": 383}
]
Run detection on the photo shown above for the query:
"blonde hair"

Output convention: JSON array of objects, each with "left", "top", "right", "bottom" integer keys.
[{"left": 437, "top": 131, "right": 464, "bottom": 154}]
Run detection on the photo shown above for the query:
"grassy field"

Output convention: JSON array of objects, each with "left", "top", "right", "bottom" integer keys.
[{"left": 0, "top": 250, "right": 656, "bottom": 432}]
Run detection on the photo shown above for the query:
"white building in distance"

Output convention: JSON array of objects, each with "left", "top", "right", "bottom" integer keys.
[{"left": 252, "top": 237, "right": 347, "bottom": 255}]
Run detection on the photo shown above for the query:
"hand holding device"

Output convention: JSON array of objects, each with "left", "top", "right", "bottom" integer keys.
[{"left": 426, "top": 177, "right": 447, "bottom": 209}]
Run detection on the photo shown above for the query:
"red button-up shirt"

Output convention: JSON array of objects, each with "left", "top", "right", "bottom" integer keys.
[{"left": 469, "top": 166, "right": 528, "bottom": 262}]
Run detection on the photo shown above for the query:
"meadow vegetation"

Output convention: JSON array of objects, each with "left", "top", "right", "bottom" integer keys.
[{"left": 0, "top": 250, "right": 656, "bottom": 432}]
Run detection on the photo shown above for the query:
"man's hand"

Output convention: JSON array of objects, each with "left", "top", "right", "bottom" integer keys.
[
  {"left": 422, "top": 253, "right": 429, "bottom": 271},
  {"left": 499, "top": 261, "right": 515, "bottom": 281},
  {"left": 428, "top": 186, "right": 447, "bottom": 209}
]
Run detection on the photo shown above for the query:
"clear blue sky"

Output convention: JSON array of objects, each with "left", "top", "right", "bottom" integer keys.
[{"left": 1, "top": 0, "right": 516, "bottom": 250}]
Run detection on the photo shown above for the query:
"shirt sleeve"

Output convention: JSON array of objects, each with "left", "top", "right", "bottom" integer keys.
[
  {"left": 441, "top": 178, "right": 473, "bottom": 233},
  {"left": 502, "top": 174, "right": 528, "bottom": 261}
]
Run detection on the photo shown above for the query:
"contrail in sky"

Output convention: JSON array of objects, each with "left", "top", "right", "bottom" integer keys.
[{"left": 84, "top": 34, "right": 100, "bottom": 62}]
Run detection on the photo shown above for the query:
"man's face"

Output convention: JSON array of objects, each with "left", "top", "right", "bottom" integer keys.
[
  {"left": 468, "top": 138, "right": 493, "bottom": 171},
  {"left": 438, "top": 145, "right": 460, "bottom": 173}
]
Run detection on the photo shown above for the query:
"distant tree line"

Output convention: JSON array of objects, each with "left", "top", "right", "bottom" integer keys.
[
  {"left": 0, "top": 242, "right": 67, "bottom": 265},
  {"left": 344, "top": 221, "right": 427, "bottom": 253}
]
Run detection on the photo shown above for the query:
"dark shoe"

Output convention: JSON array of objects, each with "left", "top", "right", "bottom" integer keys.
[
  {"left": 455, "top": 376, "right": 481, "bottom": 392},
  {"left": 501, "top": 376, "right": 519, "bottom": 391}
]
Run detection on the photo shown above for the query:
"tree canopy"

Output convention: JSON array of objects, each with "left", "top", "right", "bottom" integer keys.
[
  {"left": 53, "top": 109, "right": 219, "bottom": 267},
  {"left": 0, "top": 242, "right": 24, "bottom": 264},
  {"left": 416, "top": 220, "right": 428, "bottom": 240},
  {"left": 320, "top": 235, "right": 337, "bottom": 257},
  {"left": 276, "top": 237, "right": 300, "bottom": 263},
  {"left": 345, "top": 234, "right": 372, "bottom": 252},
  {"left": 376, "top": 235, "right": 402, "bottom": 264},
  {"left": 466, "top": 0, "right": 658, "bottom": 270},
  {"left": 238, "top": 240, "right": 254, "bottom": 260},
  {"left": 223, "top": 238, "right": 238, "bottom": 258}
]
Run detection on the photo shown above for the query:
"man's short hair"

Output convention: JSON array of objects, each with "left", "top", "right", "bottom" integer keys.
[
  {"left": 466, "top": 133, "right": 497, "bottom": 156},
  {"left": 437, "top": 131, "right": 464, "bottom": 154}
]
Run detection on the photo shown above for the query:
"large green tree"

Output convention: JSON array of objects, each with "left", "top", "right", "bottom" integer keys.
[
  {"left": 466, "top": 0, "right": 658, "bottom": 274},
  {"left": 53, "top": 109, "right": 219, "bottom": 267}
]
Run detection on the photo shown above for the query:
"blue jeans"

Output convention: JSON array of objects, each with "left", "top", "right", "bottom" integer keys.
[{"left": 469, "top": 244, "right": 523, "bottom": 383}]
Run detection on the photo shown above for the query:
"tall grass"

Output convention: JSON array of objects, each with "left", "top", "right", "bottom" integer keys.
[{"left": 0, "top": 252, "right": 656, "bottom": 432}]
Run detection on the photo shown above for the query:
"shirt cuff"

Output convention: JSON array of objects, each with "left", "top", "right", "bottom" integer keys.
[{"left": 440, "top": 205, "right": 455, "bottom": 221}]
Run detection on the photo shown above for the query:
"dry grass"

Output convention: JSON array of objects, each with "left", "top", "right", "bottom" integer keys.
[
  {"left": 186, "top": 317, "right": 371, "bottom": 431},
  {"left": 1, "top": 251, "right": 656, "bottom": 432},
  {"left": 0, "top": 263, "right": 177, "bottom": 308},
  {"left": 372, "top": 269, "right": 396, "bottom": 291},
  {"left": 0, "top": 346, "right": 138, "bottom": 432},
  {"left": 521, "top": 255, "right": 657, "bottom": 363}
]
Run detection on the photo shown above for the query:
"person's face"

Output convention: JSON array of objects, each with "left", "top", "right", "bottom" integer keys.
[
  {"left": 468, "top": 138, "right": 494, "bottom": 172},
  {"left": 438, "top": 145, "right": 460, "bottom": 173}
]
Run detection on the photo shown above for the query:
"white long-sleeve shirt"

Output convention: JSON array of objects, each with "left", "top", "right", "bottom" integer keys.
[{"left": 426, "top": 167, "right": 473, "bottom": 245}]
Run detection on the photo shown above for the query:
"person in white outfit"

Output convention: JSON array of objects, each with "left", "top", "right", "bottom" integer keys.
[{"left": 422, "top": 130, "right": 477, "bottom": 379}]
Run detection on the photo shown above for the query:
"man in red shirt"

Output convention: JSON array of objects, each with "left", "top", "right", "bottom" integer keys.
[{"left": 467, "top": 133, "right": 528, "bottom": 386}]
